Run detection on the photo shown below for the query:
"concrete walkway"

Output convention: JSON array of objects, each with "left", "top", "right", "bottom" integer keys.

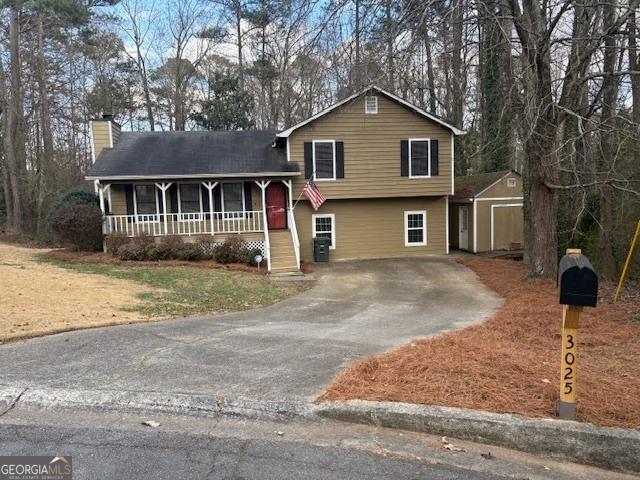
[{"left": 0, "top": 258, "right": 501, "bottom": 401}]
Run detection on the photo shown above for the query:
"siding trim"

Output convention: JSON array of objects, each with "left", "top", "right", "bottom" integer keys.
[
  {"left": 491, "top": 203, "right": 524, "bottom": 251},
  {"left": 445, "top": 197, "right": 450, "bottom": 254},
  {"left": 472, "top": 200, "right": 478, "bottom": 253},
  {"left": 474, "top": 171, "right": 515, "bottom": 198},
  {"left": 404, "top": 210, "right": 427, "bottom": 246},
  {"left": 476, "top": 196, "right": 524, "bottom": 202},
  {"left": 451, "top": 133, "right": 455, "bottom": 195},
  {"left": 86, "top": 172, "right": 301, "bottom": 181}
]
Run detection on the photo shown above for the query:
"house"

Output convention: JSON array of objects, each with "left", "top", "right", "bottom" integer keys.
[
  {"left": 449, "top": 170, "right": 524, "bottom": 253},
  {"left": 86, "top": 86, "right": 464, "bottom": 273}
]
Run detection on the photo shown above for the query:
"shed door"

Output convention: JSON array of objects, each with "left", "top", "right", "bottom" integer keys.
[
  {"left": 459, "top": 206, "right": 469, "bottom": 250},
  {"left": 492, "top": 205, "right": 523, "bottom": 251}
]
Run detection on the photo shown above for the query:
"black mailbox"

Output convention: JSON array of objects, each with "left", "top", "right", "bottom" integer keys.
[{"left": 558, "top": 253, "right": 598, "bottom": 307}]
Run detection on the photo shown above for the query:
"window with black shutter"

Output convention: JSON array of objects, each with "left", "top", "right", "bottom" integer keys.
[
  {"left": 409, "top": 139, "right": 430, "bottom": 177},
  {"left": 313, "top": 140, "right": 336, "bottom": 180}
]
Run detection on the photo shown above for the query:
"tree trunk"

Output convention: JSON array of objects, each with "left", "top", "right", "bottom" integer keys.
[
  {"left": 629, "top": 10, "right": 640, "bottom": 123},
  {"left": 4, "top": 7, "right": 25, "bottom": 233},
  {"left": 36, "top": 13, "right": 53, "bottom": 235},
  {"left": 597, "top": 0, "right": 620, "bottom": 279},
  {"left": 385, "top": 0, "right": 394, "bottom": 91},
  {"left": 354, "top": 0, "right": 361, "bottom": 90},
  {"left": 424, "top": 37, "right": 437, "bottom": 112}
]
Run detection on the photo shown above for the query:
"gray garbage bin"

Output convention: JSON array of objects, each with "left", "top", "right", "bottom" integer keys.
[{"left": 313, "top": 237, "right": 331, "bottom": 262}]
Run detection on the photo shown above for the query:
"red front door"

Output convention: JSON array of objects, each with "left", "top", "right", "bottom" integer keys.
[{"left": 266, "top": 183, "right": 287, "bottom": 229}]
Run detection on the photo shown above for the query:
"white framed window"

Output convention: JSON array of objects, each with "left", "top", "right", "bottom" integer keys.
[
  {"left": 177, "top": 184, "right": 203, "bottom": 219},
  {"left": 507, "top": 178, "right": 517, "bottom": 188},
  {"left": 134, "top": 184, "right": 160, "bottom": 221},
  {"left": 365, "top": 96, "right": 378, "bottom": 114},
  {"left": 408, "top": 139, "right": 431, "bottom": 178},
  {"left": 312, "top": 213, "right": 335, "bottom": 249},
  {"left": 312, "top": 140, "right": 336, "bottom": 181},
  {"left": 404, "top": 210, "right": 427, "bottom": 246},
  {"left": 221, "top": 182, "right": 245, "bottom": 217}
]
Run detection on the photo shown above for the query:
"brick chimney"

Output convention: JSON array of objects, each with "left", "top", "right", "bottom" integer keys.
[{"left": 90, "top": 113, "right": 121, "bottom": 163}]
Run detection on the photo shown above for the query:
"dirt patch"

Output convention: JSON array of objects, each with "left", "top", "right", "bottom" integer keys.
[
  {"left": 0, "top": 243, "right": 155, "bottom": 342},
  {"left": 322, "top": 258, "right": 640, "bottom": 429}
]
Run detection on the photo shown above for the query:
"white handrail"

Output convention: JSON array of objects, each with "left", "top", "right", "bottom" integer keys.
[
  {"left": 104, "top": 211, "right": 264, "bottom": 237},
  {"left": 288, "top": 208, "right": 301, "bottom": 270}
]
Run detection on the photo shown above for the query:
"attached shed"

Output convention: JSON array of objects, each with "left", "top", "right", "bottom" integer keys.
[{"left": 450, "top": 170, "right": 524, "bottom": 253}]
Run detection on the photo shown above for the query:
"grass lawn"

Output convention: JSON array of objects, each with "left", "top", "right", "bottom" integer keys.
[
  {"left": 322, "top": 257, "right": 640, "bottom": 429},
  {"left": 40, "top": 255, "right": 309, "bottom": 318}
]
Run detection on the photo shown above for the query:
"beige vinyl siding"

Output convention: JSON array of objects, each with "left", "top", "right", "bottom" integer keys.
[
  {"left": 294, "top": 197, "right": 447, "bottom": 262},
  {"left": 109, "top": 184, "right": 127, "bottom": 215},
  {"left": 475, "top": 199, "right": 523, "bottom": 252},
  {"left": 288, "top": 94, "right": 453, "bottom": 199},
  {"left": 476, "top": 171, "right": 523, "bottom": 199},
  {"left": 91, "top": 121, "right": 112, "bottom": 159}
]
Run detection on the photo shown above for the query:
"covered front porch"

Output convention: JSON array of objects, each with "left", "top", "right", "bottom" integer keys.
[{"left": 95, "top": 178, "right": 301, "bottom": 273}]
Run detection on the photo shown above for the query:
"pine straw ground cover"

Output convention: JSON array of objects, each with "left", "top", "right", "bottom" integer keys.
[{"left": 322, "top": 258, "right": 640, "bottom": 428}]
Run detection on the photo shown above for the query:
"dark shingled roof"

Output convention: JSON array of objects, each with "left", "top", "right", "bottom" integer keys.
[
  {"left": 453, "top": 170, "right": 512, "bottom": 200},
  {"left": 87, "top": 130, "right": 298, "bottom": 179}
]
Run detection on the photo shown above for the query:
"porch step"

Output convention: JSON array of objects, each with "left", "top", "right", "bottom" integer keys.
[{"left": 268, "top": 230, "right": 299, "bottom": 274}]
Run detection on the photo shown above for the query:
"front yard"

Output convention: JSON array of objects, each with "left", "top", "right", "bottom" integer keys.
[
  {"left": 322, "top": 257, "right": 640, "bottom": 429},
  {"left": 0, "top": 242, "right": 307, "bottom": 342}
]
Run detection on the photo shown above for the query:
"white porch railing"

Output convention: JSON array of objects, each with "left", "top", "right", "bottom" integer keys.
[
  {"left": 287, "top": 208, "right": 301, "bottom": 269},
  {"left": 104, "top": 211, "right": 264, "bottom": 237}
]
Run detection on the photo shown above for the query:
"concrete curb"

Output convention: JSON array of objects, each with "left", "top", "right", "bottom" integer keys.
[
  {"left": 316, "top": 400, "right": 640, "bottom": 473},
  {"left": 2, "top": 386, "right": 639, "bottom": 473},
  {"left": 0, "top": 386, "right": 316, "bottom": 422}
]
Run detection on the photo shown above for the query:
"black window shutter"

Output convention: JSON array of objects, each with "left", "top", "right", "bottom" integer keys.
[
  {"left": 243, "top": 182, "right": 252, "bottom": 211},
  {"left": 200, "top": 185, "right": 210, "bottom": 213},
  {"left": 304, "top": 142, "right": 313, "bottom": 179},
  {"left": 336, "top": 142, "right": 344, "bottom": 178},
  {"left": 213, "top": 184, "right": 222, "bottom": 212},
  {"left": 400, "top": 140, "right": 409, "bottom": 176},
  {"left": 430, "top": 139, "right": 439, "bottom": 176},
  {"left": 125, "top": 184, "right": 134, "bottom": 215},
  {"left": 169, "top": 184, "right": 178, "bottom": 213}
]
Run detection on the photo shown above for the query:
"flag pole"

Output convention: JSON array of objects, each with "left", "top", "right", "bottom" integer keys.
[{"left": 292, "top": 173, "right": 314, "bottom": 210}]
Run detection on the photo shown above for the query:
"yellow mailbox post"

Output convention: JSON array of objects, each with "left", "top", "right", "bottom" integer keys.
[{"left": 557, "top": 248, "right": 598, "bottom": 420}]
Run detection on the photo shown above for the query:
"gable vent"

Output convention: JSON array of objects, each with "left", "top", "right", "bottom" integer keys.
[{"left": 365, "top": 96, "right": 378, "bottom": 114}]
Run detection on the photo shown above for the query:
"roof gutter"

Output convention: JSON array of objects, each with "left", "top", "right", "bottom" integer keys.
[{"left": 85, "top": 171, "right": 301, "bottom": 181}]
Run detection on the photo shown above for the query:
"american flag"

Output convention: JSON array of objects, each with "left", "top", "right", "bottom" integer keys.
[{"left": 302, "top": 178, "right": 327, "bottom": 211}]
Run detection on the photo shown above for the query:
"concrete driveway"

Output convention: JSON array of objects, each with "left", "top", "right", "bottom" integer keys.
[{"left": 0, "top": 258, "right": 501, "bottom": 401}]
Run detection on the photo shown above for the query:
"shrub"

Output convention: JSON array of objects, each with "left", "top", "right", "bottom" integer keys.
[
  {"left": 49, "top": 203, "right": 103, "bottom": 251},
  {"left": 48, "top": 187, "right": 98, "bottom": 220},
  {"left": 146, "top": 242, "right": 174, "bottom": 261},
  {"left": 214, "top": 237, "right": 245, "bottom": 264},
  {"left": 106, "top": 234, "right": 129, "bottom": 255},
  {"left": 241, "top": 247, "right": 264, "bottom": 265},
  {"left": 175, "top": 242, "right": 203, "bottom": 261},
  {"left": 116, "top": 242, "right": 146, "bottom": 261}
]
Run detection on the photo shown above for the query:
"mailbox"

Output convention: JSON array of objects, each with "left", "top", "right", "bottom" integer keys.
[{"left": 558, "top": 252, "right": 598, "bottom": 307}]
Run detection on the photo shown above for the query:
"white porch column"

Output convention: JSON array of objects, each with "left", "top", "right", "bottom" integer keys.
[
  {"left": 155, "top": 182, "right": 172, "bottom": 236},
  {"left": 202, "top": 181, "right": 219, "bottom": 236},
  {"left": 98, "top": 182, "right": 105, "bottom": 215},
  {"left": 255, "top": 180, "right": 271, "bottom": 272}
]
